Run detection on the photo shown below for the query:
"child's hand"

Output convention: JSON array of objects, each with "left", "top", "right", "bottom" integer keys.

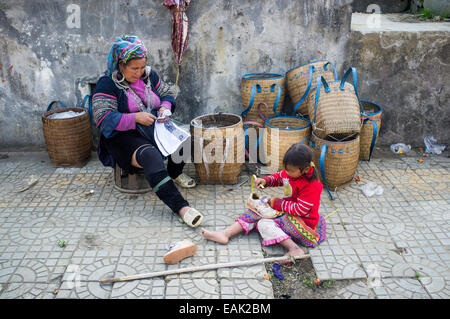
[{"left": 255, "top": 178, "right": 267, "bottom": 189}]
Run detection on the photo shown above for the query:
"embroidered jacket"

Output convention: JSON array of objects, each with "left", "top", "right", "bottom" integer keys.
[
  {"left": 92, "top": 68, "right": 176, "bottom": 167},
  {"left": 262, "top": 169, "right": 323, "bottom": 229}
]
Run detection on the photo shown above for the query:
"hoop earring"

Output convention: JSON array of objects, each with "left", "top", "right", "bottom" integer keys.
[{"left": 112, "top": 70, "right": 126, "bottom": 84}]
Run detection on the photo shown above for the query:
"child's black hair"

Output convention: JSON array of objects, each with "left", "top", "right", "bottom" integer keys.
[{"left": 282, "top": 143, "right": 318, "bottom": 182}]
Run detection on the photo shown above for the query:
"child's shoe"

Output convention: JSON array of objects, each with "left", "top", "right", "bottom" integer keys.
[{"left": 246, "top": 193, "right": 281, "bottom": 219}]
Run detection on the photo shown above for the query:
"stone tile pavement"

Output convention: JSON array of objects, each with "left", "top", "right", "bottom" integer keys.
[{"left": 0, "top": 147, "right": 448, "bottom": 299}]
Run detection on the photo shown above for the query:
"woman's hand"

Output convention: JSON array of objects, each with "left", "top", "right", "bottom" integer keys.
[
  {"left": 157, "top": 106, "right": 170, "bottom": 123},
  {"left": 135, "top": 112, "right": 156, "bottom": 126},
  {"left": 254, "top": 178, "right": 267, "bottom": 189}
]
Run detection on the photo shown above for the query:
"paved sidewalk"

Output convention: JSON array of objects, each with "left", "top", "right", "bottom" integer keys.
[{"left": 0, "top": 147, "right": 448, "bottom": 299}]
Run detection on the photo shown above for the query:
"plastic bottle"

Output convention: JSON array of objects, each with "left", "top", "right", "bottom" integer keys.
[{"left": 390, "top": 143, "right": 411, "bottom": 154}]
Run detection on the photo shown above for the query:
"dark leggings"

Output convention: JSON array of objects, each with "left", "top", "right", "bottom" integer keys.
[{"left": 135, "top": 144, "right": 189, "bottom": 214}]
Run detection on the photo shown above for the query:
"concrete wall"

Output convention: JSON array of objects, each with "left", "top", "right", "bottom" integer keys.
[
  {"left": 0, "top": 1, "right": 448, "bottom": 149},
  {"left": 0, "top": 0, "right": 352, "bottom": 149},
  {"left": 345, "top": 26, "right": 450, "bottom": 146}
]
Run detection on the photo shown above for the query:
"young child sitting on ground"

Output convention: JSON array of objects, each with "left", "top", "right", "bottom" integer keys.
[{"left": 201, "top": 143, "right": 327, "bottom": 260}]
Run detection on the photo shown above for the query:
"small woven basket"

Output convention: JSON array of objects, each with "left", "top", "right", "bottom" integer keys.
[
  {"left": 307, "top": 67, "right": 362, "bottom": 140},
  {"left": 286, "top": 60, "right": 338, "bottom": 116},
  {"left": 309, "top": 131, "right": 360, "bottom": 196},
  {"left": 241, "top": 73, "right": 285, "bottom": 119},
  {"left": 360, "top": 100, "right": 383, "bottom": 161},
  {"left": 191, "top": 113, "right": 244, "bottom": 184},
  {"left": 263, "top": 116, "right": 311, "bottom": 173},
  {"left": 42, "top": 101, "right": 93, "bottom": 167}
]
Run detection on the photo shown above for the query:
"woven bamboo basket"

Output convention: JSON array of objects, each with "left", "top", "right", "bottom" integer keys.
[
  {"left": 42, "top": 103, "right": 93, "bottom": 167},
  {"left": 286, "top": 60, "right": 338, "bottom": 116},
  {"left": 307, "top": 68, "right": 362, "bottom": 140},
  {"left": 191, "top": 113, "right": 244, "bottom": 184},
  {"left": 360, "top": 100, "right": 383, "bottom": 161},
  {"left": 309, "top": 131, "right": 360, "bottom": 194},
  {"left": 241, "top": 73, "right": 285, "bottom": 119},
  {"left": 263, "top": 116, "right": 311, "bottom": 173}
]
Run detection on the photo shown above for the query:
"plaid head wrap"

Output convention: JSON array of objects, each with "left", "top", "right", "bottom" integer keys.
[{"left": 106, "top": 35, "right": 148, "bottom": 76}]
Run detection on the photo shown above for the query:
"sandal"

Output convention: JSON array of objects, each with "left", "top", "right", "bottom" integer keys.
[
  {"left": 163, "top": 240, "right": 198, "bottom": 264},
  {"left": 182, "top": 207, "right": 204, "bottom": 228},
  {"left": 173, "top": 173, "right": 196, "bottom": 188}
]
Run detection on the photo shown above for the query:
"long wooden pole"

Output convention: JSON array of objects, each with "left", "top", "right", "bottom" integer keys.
[{"left": 99, "top": 254, "right": 310, "bottom": 284}]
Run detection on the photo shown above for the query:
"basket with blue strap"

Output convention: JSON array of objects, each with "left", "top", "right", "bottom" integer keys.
[
  {"left": 263, "top": 115, "right": 311, "bottom": 173},
  {"left": 286, "top": 60, "right": 338, "bottom": 117},
  {"left": 359, "top": 100, "right": 382, "bottom": 161},
  {"left": 42, "top": 96, "right": 93, "bottom": 167},
  {"left": 306, "top": 67, "right": 363, "bottom": 140},
  {"left": 240, "top": 73, "right": 285, "bottom": 120},
  {"left": 309, "top": 131, "right": 360, "bottom": 200}
]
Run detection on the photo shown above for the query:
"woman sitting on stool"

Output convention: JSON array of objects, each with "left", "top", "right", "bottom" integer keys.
[{"left": 92, "top": 35, "right": 203, "bottom": 228}]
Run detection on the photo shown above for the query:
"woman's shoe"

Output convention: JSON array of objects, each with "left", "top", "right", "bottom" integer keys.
[
  {"left": 174, "top": 173, "right": 196, "bottom": 188},
  {"left": 163, "top": 240, "right": 197, "bottom": 264},
  {"left": 181, "top": 207, "right": 203, "bottom": 228}
]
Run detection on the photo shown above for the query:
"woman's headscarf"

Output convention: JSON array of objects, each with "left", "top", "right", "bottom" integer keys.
[{"left": 105, "top": 35, "right": 148, "bottom": 76}]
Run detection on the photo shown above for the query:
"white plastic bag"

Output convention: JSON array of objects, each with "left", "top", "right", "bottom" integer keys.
[
  {"left": 360, "top": 182, "right": 383, "bottom": 197},
  {"left": 390, "top": 143, "right": 411, "bottom": 154},
  {"left": 47, "top": 110, "right": 85, "bottom": 119},
  {"left": 424, "top": 136, "right": 446, "bottom": 155}
]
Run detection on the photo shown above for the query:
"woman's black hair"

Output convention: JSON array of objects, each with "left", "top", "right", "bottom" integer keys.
[{"left": 282, "top": 143, "right": 318, "bottom": 181}]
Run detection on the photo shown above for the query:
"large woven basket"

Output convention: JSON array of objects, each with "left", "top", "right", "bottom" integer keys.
[
  {"left": 286, "top": 60, "right": 338, "bottom": 116},
  {"left": 42, "top": 101, "right": 93, "bottom": 167},
  {"left": 309, "top": 131, "right": 360, "bottom": 198},
  {"left": 263, "top": 116, "right": 311, "bottom": 173},
  {"left": 191, "top": 113, "right": 244, "bottom": 184},
  {"left": 307, "top": 67, "right": 362, "bottom": 140},
  {"left": 241, "top": 73, "right": 285, "bottom": 119},
  {"left": 360, "top": 100, "right": 383, "bottom": 161}
]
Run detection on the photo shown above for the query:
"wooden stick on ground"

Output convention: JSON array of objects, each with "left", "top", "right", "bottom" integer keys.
[{"left": 99, "top": 254, "right": 310, "bottom": 284}]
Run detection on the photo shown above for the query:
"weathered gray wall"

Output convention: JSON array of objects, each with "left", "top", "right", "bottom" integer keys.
[
  {"left": 344, "top": 31, "right": 450, "bottom": 146},
  {"left": 0, "top": 0, "right": 352, "bottom": 149},
  {"left": 1, "top": 0, "right": 448, "bottom": 150}
]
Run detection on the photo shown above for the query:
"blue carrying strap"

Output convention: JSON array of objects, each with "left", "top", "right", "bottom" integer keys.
[
  {"left": 319, "top": 144, "right": 334, "bottom": 200},
  {"left": 46, "top": 100, "right": 67, "bottom": 112},
  {"left": 292, "top": 65, "right": 315, "bottom": 115},
  {"left": 80, "top": 94, "right": 93, "bottom": 125},
  {"left": 323, "top": 61, "right": 339, "bottom": 81},
  {"left": 271, "top": 83, "right": 282, "bottom": 116},
  {"left": 340, "top": 67, "right": 363, "bottom": 113},
  {"left": 241, "top": 83, "right": 282, "bottom": 117},
  {"left": 299, "top": 136, "right": 312, "bottom": 145},
  {"left": 312, "top": 75, "right": 331, "bottom": 127},
  {"left": 363, "top": 118, "right": 378, "bottom": 161},
  {"left": 241, "top": 84, "right": 261, "bottom": 117},
  {"left": 244, "top": 122, "right": 264, "bottom": 164}
]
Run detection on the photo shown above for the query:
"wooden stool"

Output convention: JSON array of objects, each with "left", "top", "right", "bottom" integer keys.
[{"left": 113, "top": 163, "right": 151, "bottom": 194}]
